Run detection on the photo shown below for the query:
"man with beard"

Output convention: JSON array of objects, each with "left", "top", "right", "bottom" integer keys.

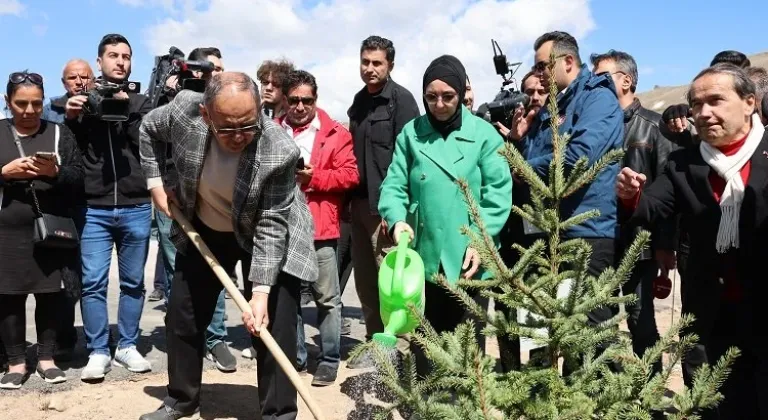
[{"left": 346, "top": 37, "right": 419, "bottom": 367}]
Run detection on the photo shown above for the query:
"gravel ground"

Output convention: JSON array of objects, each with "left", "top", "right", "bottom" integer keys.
[
  {"left": 4, "top": 239, "right": 685, "bottom": 419},
  {"left": 13, "top": 239, "right": 367, "bottom": 394}
]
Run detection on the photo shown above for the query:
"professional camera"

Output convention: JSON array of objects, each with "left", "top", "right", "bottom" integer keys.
[
  {"left": 145, "top": 47, "right": 215, "bottom": 108},
  {"left": 475, "top": 39, "right": 530, "bottom": 126},
  {"left": 81, "top": 79, "right": 141, "bottom": 122}
]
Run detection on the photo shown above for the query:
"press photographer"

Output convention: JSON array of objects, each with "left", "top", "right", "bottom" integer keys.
[
  {"left": 495, "top": 71, "right": 546, "bottom": 140},
  {"left": 64, "top": 33, "right": 154, "bottom": 380},
  {"left": 145, "top": 47, "right": 223, "bottom": 109},
  {"left": 474, "top": 39, "right": 530, "bottom": 133}
]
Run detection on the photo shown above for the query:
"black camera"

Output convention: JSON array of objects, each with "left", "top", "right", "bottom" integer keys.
[
  {"left": 475, "top": 39, "right": 529, "bottom": 127},
  {"left": 81, "top": 80, "right": 141, "bottom": 122},
  {"left": 146, "top": 47, "right": 215, "bottom": 108}
]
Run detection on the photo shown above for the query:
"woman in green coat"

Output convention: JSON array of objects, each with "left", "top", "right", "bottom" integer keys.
[{"left": 378, "top": 55, "right": 512, "bottom": 373}]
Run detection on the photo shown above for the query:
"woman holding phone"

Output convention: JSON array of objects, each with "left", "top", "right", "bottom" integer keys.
[{"left": 0, "top": 71, "right": 83, "bottom": 388}]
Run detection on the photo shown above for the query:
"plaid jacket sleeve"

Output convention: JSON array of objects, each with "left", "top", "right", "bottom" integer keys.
[
  {"left": 248, "top": 126, "right": 301, "bottom": 288},
  {"left": 139, "top": 100, "right": 174, "bottom": 189}
]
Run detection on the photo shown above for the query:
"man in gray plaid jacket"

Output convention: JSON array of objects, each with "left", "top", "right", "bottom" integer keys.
[{"left": 138, "top": 72, "right": 318, "bottom": 420}]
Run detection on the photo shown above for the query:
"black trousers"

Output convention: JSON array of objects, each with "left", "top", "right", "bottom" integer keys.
[
  {"left": 677, "top": 250, "right": 709, "bottom": 389},
  {"left": 413, "top": 280, "right": 488, "bottom": 377},
  {"left": 337, "top": 220, "right": 353, "bottom": 296},
  {"left": 164, "top": 218, "right": 300, "bottom": 420},
  {"left": 0, "top": 292, "right": 59, "bottom": 365},
  {"left": 497, "top": 237, "right": 615, "bottom": 372},
  {"left": 559, "top": 238, "right": 616, "bottom": 375},
  {"left": 56, "top": 292, "right": 78, "bottom": 350},
  {"left": 620, "top": 259, "right": 661, "bottom": 374},
  {"left": 702, "top": 303, "right": 768, "bottom": 419}
]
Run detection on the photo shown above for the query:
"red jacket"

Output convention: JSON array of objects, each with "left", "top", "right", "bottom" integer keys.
[{"left": 278, "top": 108, "right": 359, "bottom": 240}]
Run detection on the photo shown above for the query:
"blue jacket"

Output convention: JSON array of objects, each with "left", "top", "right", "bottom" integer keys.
[
  {"left": 521, "top": 65, "right": 624, "bottom": 239},
  {"left": 42, "top": 94, "right": 67, "bottom": 124}
]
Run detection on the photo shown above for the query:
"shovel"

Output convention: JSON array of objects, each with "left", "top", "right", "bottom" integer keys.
[{"left": 169, "top": 204, "right": 326, "bottom": 420}]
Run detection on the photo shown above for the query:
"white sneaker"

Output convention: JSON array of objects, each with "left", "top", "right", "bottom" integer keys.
[
  {"left": 241, "top": 347, "right": 254, "bottom": 359},
  {"left": 113, "top": 347, "right": 152, "bottom": 373},
  {"left": 81, "top": 354, "right": 112, "bottom": 380}
]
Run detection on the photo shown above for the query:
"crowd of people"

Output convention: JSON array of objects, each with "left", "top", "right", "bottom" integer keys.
[{"left": 0, "top": 28, "right": 767, "bottom": 420}]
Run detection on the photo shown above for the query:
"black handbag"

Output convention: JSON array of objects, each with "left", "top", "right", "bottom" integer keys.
[{"left": 8, "top": 123, "right": 79, "bottom": 249}]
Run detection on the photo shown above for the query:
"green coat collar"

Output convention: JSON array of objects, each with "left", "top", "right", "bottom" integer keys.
[{"left": 414, "top": 108, "right": 478, "bottom": 180}]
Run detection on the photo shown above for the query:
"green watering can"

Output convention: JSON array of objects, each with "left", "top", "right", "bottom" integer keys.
[{"left": 373, "top": 231, "right": 426, "bottom": 348}]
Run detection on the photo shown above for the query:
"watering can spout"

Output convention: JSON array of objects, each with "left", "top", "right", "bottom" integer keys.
[{"left": 373, "top": 309, "right": 408, "bottom": 348}]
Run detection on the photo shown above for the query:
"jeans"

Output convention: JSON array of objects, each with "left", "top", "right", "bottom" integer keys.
[
  {"left": 297, "top": 241, "right": 341, "bottom": 370},
  {"left": 157, "top": 210, "right": 229, "bottom": 351},
  {"left": 79, "top": 204, "right": 151, "bottom": 355}
]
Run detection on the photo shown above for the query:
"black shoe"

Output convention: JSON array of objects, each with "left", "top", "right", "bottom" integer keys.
[
  {"left": 36, "top": 364, "right": 67, "bottom": 384},
  {"left": 0, "top": 371, "right": 28, "bottom": 390},
  {"left": 341, "top": 318, "right": 352, "bottom": 336},
  {"left": 346, "top": 354, "right": 374, "bottom": 370},
  {"left": 139, "top": 405, "right": 199, "bottom": 420},
  {"left": 148, "top": 290, "right": 164, "bottom": 302},
  {"left": 206, "top": 342, "right": 237, "bottom": 372},
  {"left": 297, "top": 364, "right": 308, "bottom": 376},
  {"left": 54, "top": 345, "right": 75, "bottom": 363},
  {"left": 311, "top": 364, "right": 338, "bottom": 387}
]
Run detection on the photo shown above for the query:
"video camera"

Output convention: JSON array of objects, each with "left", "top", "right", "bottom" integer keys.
[
  {"left": 145, "top": 47, "right": 215, "bottom": 108},
  {"left": 81, "top": 79, "right": 141, "bottom": 122},
  {"left": 475, "top": 39, "right": 530, "bottom": 127}
]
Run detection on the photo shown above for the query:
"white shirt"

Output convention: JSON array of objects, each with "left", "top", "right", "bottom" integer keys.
[{"left": 281, "top": 113, "right": 321, "bottom": 163}]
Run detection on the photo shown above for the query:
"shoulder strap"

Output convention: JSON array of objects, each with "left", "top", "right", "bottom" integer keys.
[
  {"left": 5, "top": 119, "right": 27, "bottom": 158},
  {"left": 5, "top": 120, "right": 43, "bottom": 217}
]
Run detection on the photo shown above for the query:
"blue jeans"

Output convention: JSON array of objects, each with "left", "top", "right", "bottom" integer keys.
[
  {"left": 79, "top": 204, "right": 151, "bottom": 355},
  {"left": 297, "top": 241, "right": 341, "bottom": 370},
  {"left": 156, "top": 210, "right": 228, "bottom": 351}
]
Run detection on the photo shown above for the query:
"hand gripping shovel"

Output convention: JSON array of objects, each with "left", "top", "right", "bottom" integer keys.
[{"left": 169, "top": 204, "right": 326, "bottom": 420}]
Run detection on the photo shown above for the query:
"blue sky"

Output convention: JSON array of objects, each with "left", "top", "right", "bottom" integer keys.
[{"left": 0, "top": 0, "right": 765, "bottom": 115}]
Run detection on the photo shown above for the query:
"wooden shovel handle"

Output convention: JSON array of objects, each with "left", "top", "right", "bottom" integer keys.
[{"left": 169, "top": 204, "right": 326, "bottom": 420}]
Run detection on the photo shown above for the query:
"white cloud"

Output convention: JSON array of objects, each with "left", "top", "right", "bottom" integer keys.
[
  {"left": 0, "top": 0, "right": 23, "bottom": 16},
  {"left": 139, "top": 0, "right": 595, "bottom": 120}
]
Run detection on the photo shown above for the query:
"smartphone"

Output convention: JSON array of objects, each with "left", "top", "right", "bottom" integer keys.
[
  {"left": 34, "top": 151, "right": 58, "bottom": 163},
  {"left": 296, "top": 157, "right": 305, "bottom": 169}
]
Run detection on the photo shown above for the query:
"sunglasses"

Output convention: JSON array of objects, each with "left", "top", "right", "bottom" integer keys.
[
  {"left": 532, "top": 54, "right": 568, "bottom": 73},
  {"left": 9, "top": 72, "right": 43, "bottom": 86},
  {"left": 424, "top": 93, "right": 457, "bottom": 104},
  {"left": 287, "top": 96, "right": 316, "bottom": 107}
]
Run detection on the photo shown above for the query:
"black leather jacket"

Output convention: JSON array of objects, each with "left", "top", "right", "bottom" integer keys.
[{"left": 619, "top": 99, "right": 677, "bottom": 258}]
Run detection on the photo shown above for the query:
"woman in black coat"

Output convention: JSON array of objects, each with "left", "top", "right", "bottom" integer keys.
[{"left": 0, "top": 71, "right": 84, "bottom": 389}]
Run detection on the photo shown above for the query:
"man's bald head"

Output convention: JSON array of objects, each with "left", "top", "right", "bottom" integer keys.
[
  {"left": 200, "top": 72, "right": 263, "bottom": 154},
  {"left": 203, "top": 72, "right": 261, "bottom": 108},
  {"left": 61, "top": 59, "right": 94, "bottom": 96}
]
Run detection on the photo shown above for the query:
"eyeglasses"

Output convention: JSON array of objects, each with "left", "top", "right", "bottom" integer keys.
[
  {"left": 287, "top": 96, "right": 316, "bottom": 107},
  {"left": 207, "top": 115, "right": 261, "bottom": 140},
  {"left": 424, "top": 93, "right": 457, "bottom": 104},
  {"left": 533, "top": 54, "right": 568, "bottom": 73},
  {"left": 9, "top": 72, "right": 43, "bottom": 86},
  {"left": 210, "top": 123, "right": 261, "bottom": 139}
]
